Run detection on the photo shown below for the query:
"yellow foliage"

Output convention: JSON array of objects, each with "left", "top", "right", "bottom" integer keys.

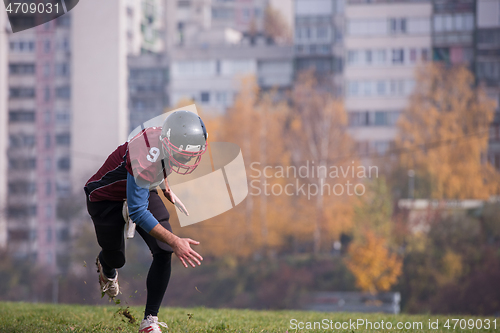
[
  {"left": 182, "top": 76, "right": 295, "bottom": 258},
  {"left": 345, "top": 230, "right": 403, "bottom": 293},
  {"left": 182, "top": 73, "right": 359, "bottom": 258},
  {"left": 438, "top": 250, "right": 463, "bottom": 286},
  {"left": 396, "top": 63, "right": 499, "bottom": 199}
]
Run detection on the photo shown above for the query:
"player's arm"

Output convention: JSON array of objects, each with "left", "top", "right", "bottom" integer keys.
[{"left": 126, "top": 173, "right": 203, "bottom": 267}]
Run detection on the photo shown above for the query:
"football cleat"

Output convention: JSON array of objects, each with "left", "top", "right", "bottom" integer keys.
[
  {"left": 95, "top": 256, "right": 119, "bottom": 298},
  {"left": 139, "top": 315, "right": 168, "bottom": 333}
]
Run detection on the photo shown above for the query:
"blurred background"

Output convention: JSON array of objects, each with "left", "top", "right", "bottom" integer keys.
[{"left": 0, "top": 0, "right": 499, "bottom": 315}]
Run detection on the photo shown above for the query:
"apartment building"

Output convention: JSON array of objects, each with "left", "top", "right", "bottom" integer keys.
[
  {"left": 6, "top": 16, "right": 72, "bottom": 271},
  {"left": 0, "top": 11, "right": 8, "bottom": 249},
  {"left": 3, "top": 0, "right": 143, "bottom": 272},
  {"left": 344, "top": 0, "right": 432, "bottom": 156},
  {"left": 432, "top": 0, "right": 475, "bottom": 65},
  {"left": 128, "top": 54, "right": 169, "bottom": 132},
  {"left": 160, "top": 0, "right": 294, "bottom": 114},
  {"left": 169, "top": 40, "right": 294, "bottom": 114},
  {"left": 294, "top": 0, "right": 345, "bottom": 92},
  {"left": 476, "top": 0, "right": 500, "bottom": 169},
  {"left": 163, "top": 0, "right": 282, "bottom": 52}
]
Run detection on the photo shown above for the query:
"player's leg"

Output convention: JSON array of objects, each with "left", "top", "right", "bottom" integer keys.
[
  {"left": 136, "top": 189, "right": 173, "bottom": 331},
  {"left": 86, "top": 197, "right": 125, "bottom": 297}
]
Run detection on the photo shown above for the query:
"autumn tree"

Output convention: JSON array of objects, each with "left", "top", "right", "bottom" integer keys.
[
  {"left": 345, "top": 230, "right": 402, "bottom": 293},
  {"left": 396, "top": 63, "right": 499, "bottom": 199},
  {"left": 345, "top": 177, "right": 403, "bottom": 293},
  {"left": 289, "top": 70, "right": 356, "bottom": 254},
  {"left": 172, "top": 73, "right": 358, "bottom": 258},
  {"left": 180, "top": 76, "right": 294, "bottom": 259}
]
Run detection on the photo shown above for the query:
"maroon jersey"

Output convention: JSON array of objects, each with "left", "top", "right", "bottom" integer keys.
[{"left": 84, "top": 127, "right": 170, "bottom": 202}]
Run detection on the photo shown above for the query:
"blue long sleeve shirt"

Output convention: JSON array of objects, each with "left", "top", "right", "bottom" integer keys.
[{"left": 126, "top": 172, "right": 159, "bottom": 233}]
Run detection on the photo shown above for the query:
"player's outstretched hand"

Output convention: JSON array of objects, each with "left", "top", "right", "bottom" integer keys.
[
  {"left": 163, "top": 189, "right": 189, "bottom": 216},
  {"left": 172, "top": 237, "right": 203, "bottom": 268}
]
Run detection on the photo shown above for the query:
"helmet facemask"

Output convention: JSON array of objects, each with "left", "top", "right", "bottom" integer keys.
[{"left": 160, "top": 132, "right": 207, "bottom": 175}]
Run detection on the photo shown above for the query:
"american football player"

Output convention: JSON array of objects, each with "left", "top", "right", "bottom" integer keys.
[{"left": 84, "top": 110, "right": 207, "bottom": 333}]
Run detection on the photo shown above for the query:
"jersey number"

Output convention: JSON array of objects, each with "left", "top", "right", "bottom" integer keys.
[{"left": 147, "top": 147, "right": 160, "bottom": 162}]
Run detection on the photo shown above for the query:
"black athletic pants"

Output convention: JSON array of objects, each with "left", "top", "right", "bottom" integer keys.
[{"left": 86, "top": 190, "right": 173, "bottom": 319}]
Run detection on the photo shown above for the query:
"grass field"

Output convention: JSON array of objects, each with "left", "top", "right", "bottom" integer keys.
[{"left": 0, "top": 301, "right": 498, "bottom": 333}]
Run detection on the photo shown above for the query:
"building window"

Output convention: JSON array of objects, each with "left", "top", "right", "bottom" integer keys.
[
  {"left": 58, "top": 158, "right": 71, "bottom": 170},
  {"left": 348, "top": 19, "right": 387, "bottom": 36},
  {"left": 303, "top": 27, "right": 311, "bottom": 39},
  {"left": 408, "top": 18, "right": 430, "bottom": 34},
  {"left": 317, "top": 26, "right": 329, "bottom": 40},
  {"left": 56, "top": 86, "right": 71, "bottom": 99},
  {"left": 392, "top": 49, "right": 404, "bottom": 64},
  {"left": 9, "top": 111, "right": 35, "bottom": 123},
  {"left": 56, "top": 133, "right": 71, "bottom": 146},
  {"left": 444, "top": 15, "right": 453, "bottom": 31},
  {"left": 57, "top": 183, "right": 71, "bottom": 196},
  {"left": 9, "top": 41, "right": 35, "bottom": 52},
  {"left": 9, "top": 135, "right": 20, "bottom": 148},
  {"left": 349, "top": 48, "right": 413, "bottom": 66},
  {"left": 9, "top": 87, "right": 35, "bottom": 98},
  {"left": 374, "top": 111, "right": 387, "bottom": 126},
  {"left": 55, "top": 112, "right": 71, "bottom": 124},
  {"left": 57, "top": 228, "right": 70, "bottom": 241},
  {"left": 347, "top": 50, "right": 361, "bottom": 65},
  {"left": 24, "top": 135, "right": 35, "bottom": 147},
  {"left": 433, "top": 47, "right": 450, "bottom": 62},
  {"left": 58, "top": 37, "right": 70, "bottom": 51},
  {"left": 478, "top": 29, "right": 500, "bottom": 45},
  {"left": 7, "top": 205, "right": 37, "bottom": 218},
  {"left": 434, "top": 14, "right": 474, "bottom": 32},
  {"left": 8, "top": 181, "right": 36, "bottom": 195},
  {"left": 8, "top": 158, "right": 36, "bottom": 170},
  {"left": 56, "top": 15, "right": 71, "bottom": 27},
  {"left": 362, "top": 81, "right": 373, "bottom": 96},
  {"left": 320, "top": 45, "right": 330, "bottom": 54},
  {"left": 8, "top": 230, "right": 29, "bottom": 240},
  {"left": 347, "top": 80, "right": 413, "bottom": 98},
  {"left": 376, "top": 81, "right": 386, "bottom": 96},
  {"left": 347, "top": 81, "right": 359, "bottom": 96},
  {"left": 477, "top": 61, "right": 500, "bottom": 80},
  {"left": 389, "top": 18, "right": 407, "bottom": 34},
  {"left": 200, "top": 92, "right": 210, "bottom": 103},
  {"left": 55, "top": 63, "right": 69, "bottom": 76},
  {"left": 9, "top": 63, "right": 35, "bottom": 75},
  {"left": 365, "top": 50, "right": 372, "bottom": 65},
  {"left": 348, "top": 111, "right": 369, "bottom": 127}
]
